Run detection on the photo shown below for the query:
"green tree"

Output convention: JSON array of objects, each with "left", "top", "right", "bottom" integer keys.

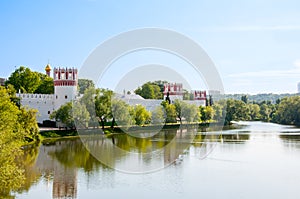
[
  {"left": 134, "top": 104, "right": 151, "bottom": 125},
  {"left": 6, "top": 66, "right": 55, "bottom": 94},
  {"left": 161, "top": 101, "right": 177, "bottom": 123},
  {"left": 50, "top": 101, "right": 87, "bottom": 129},
  {"left": 0, "top": 87, "right": 25, "bottom": 196},
  {"left": 135, "top": 82, "right": 163, "bottom": 99},
  {"left": 259, "top": 103, "right": 272, "bottom": 122},
  {"left": 80, "top": 87, "right": 98, "bottom": 127},
  {"left": 248, "top": 103, "right": 261, "bottom": 120},
  {"left": 35, "top": 74, "right": 54, "bottom": 94},
  {"left": 224, "top": 99, "right": 250, "bottom": 124},
  {"left": 199, "top": 106, "right": 215, "bottom": 123},
  {"left": 95, "top": 89, "right": 113, "bottom": 129},
  {"left": 50, "top": 101, "right": 90, "bottom": 129},
  {"left": 111, "top": 99, "right": 134, "bottom": 128},
  {"left": 151, "top": 106, "right": 165, "bottom": 125},
  {"left": 272, "top": 96, "right": 300, "bottom": 125},
  {"left": 6, "top": 66, "right": 41, "bottom": 93},
  {"left": 0, "top": 86, "right": 39, "bottom": 196},
  {"left": 72, "top": 101, "right": 90, "bottom": 129},
  {"left": 212, "top": 103, "right": 224, "bottom": 122},
  {"left": 50, "top": 102, "right": 73, "bottom": 128},
  {"left": 78, "top": 79, "right": 95, "bottom": 94},
  {"left": 181, "top": 102, "right": 199, "bottom": 123}
]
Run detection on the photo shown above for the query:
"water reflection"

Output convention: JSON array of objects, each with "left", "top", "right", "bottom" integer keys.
[{"left": 16, "top": 127, "right": 249, "bottom": 198}]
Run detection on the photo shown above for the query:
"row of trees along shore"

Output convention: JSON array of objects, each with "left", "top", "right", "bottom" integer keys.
[{"left": 50, "top": 83, "right": 300, "bottom": 129}]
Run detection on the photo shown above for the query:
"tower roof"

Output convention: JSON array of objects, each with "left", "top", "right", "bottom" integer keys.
[{"left": 45, "top": 64, "right": 51, "bottom": 72}]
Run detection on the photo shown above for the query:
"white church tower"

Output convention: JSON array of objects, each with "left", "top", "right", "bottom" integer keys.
[{"left": 53, "top": 67, "right": 78, "bottom": 110}]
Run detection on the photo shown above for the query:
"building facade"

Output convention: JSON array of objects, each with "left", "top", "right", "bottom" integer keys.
[
  {"left": 163, "top": 83, "right": 184, "bottom": 103},
  {"left": 17, "top": 65, "right": 78, "bottom": 124}
]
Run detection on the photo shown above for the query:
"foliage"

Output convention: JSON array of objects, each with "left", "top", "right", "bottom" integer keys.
[
  {"left": 78, "top": 79, "right": 95, "bottom": 94},
  {"left": 134, "top": 81, "right": 163, "bottom": 99},
  {"left": 272, "top": 96, "right": 300, "bottom": 125},
  {"left": 0, "top": 86, "right": 39, "bottom": 196},
  {"left": 161, "top": 101, "right": 177, "bottom": 123},
  {"left": 6, "top": 66, "right": 54, "bottom": 94},
  {"left": 133, "top": 104, "right": 151, "bottom": 125},
  {"left": 50, "top": 101, "right": 90, "bottom": 129},
  {"left": 95, "top": 89, "right": 113, "bottom": 129},
  {"left": 111, "top": 99, "right": 134, "bottom": 127},
  {"left": 222, "top": 99, "right": 250, "bottom": 125},
  {"left": 35, "top": 74, "right": 54, "bottom": 94},
  {"left": 248, "top": 103, "right": 261, "bottom": 120},
  {"left": 199, "top": 105, "right": 215, "bottom": 123},
  {"left": 174, "top": 100, "right": 198, "bottom": 123},
  {"left": 80, "top": 87, "right": 98, "bottom": 127},
  {"left": 151, "top": 106, "right": 165, "bottom": 125},
  {"left": 212, "top": 103, "right": 224, "bottom": 122}
]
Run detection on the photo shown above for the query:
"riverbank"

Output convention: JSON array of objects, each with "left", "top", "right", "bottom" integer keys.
[{"left": 38, "top": 122, "right": 227, "bottom": 144}]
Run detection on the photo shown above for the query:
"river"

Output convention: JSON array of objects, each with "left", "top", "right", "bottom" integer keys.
[{"left": 14, "top": 122, "right": 300, "bottom": 199}]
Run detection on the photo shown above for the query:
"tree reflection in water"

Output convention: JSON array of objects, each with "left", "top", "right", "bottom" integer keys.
[{"left": 15, "top": 127, "right": 249, "bottom": 198}]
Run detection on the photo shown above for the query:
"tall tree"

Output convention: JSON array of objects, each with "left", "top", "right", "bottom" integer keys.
[
  {"left": 78, "top": 79, "right": 95, "bottom": 94},
  {"left": 95, "top": 89, "right": 113, "bottom": 129}
]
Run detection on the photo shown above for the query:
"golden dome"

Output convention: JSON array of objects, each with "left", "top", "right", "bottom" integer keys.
[{"left": 45, "top": 64, "right": 51, "bottom": 72}]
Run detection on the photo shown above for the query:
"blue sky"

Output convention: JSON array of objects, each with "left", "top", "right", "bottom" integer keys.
[{"left": 1, "top": 0, "right": 300, "bottom": 94}]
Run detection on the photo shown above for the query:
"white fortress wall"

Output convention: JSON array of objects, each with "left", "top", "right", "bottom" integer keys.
[{"left": 17, "top": 93, "right": 55, "bottom": 123}]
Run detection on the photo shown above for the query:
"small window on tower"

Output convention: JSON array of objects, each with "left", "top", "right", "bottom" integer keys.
[
  {"left": 65, "top": 95, "right": 68, "bottom": 99},
  {"left": 48, "top": 111, "right": 50, "bottom": 114},
  {"left": 56, "top": 95, "right": 58, "bottom": 99}
]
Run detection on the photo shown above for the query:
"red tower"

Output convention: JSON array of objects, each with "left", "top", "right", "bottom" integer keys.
[{"left": 194, "top": 90, "right": 206, "bottom": 100}]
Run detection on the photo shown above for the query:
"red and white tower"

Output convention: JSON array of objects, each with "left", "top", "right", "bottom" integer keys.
[
  {"left": 194, "top": 90, "right": 206, "bottom": 100},
  {"left": 53, "top": 67, "right": 78, "bottom": 110},
  {"left": 163, "top": 83, "right": 184, "bottom": 102}
]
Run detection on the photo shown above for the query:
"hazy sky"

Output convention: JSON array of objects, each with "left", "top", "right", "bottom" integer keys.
[{"left": 1, "top": 0, "right": 300, "bottom": 94}]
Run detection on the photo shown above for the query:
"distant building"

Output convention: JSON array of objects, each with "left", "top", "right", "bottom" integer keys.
[
  {"left": 0, "top": 78, "right": 5, "bottom": 86},
  {"left": 16, "top": 64, "right": 78, "bottom": 124},
  {"left": 298, "top": 82, "right": 300, "bottom": 93},
  {"left": 163, "top": 83, "right": 184, "bottom": 103}
]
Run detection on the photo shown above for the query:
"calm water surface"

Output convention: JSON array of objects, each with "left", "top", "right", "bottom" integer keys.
[{"left": 15, "top": 122, "right": 300, "bottom": 199}]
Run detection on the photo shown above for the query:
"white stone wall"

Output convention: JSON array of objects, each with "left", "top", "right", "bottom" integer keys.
[{"left": 17, "top": 93, "right": 55, "bottom": 123}]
